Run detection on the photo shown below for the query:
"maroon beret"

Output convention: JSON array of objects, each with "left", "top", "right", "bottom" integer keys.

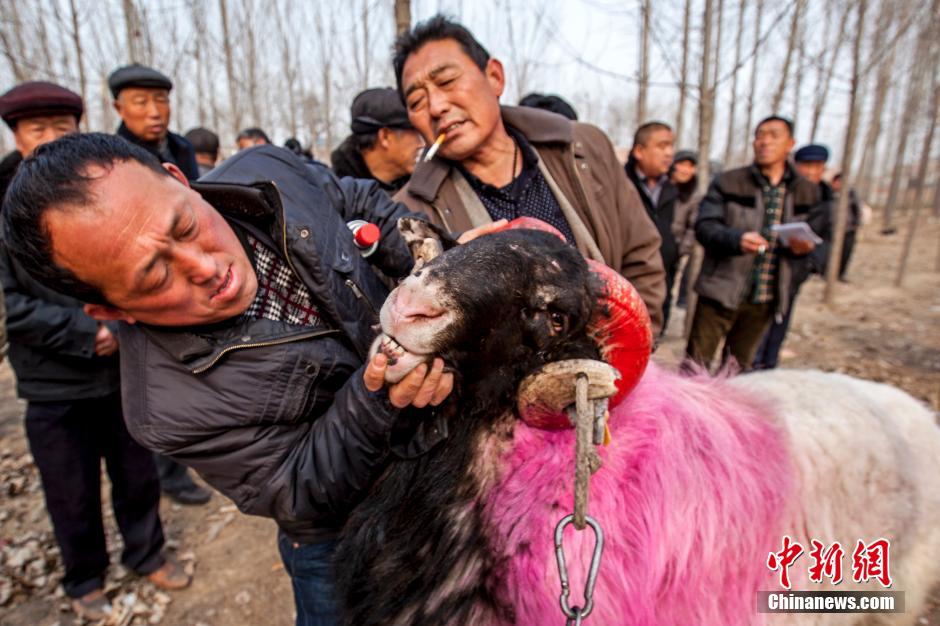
[{"left": 0, "top": 81, "right": 84, "bottom": 129}]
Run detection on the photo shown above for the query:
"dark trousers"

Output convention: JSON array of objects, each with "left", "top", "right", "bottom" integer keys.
[
  {"left": 753, "top": 294, "right": 798, "bottom": 370},
  {"left": 25, "top": 393, "right": 165, "bottom": 598},
  {"left": 661, "top": 258, "right": 679, "bottom": 335},
  {"left": 840, "top": 230, "right": 856, "bottom": 279},
  {"left": 153, "top": 453, "right": 196, "bottom": 493},
  {"left": 685, "top": 297, "right": 773, "bottom": 372},
  {"left": 277, "top": 532, "right": 340, "bottom": 626}
]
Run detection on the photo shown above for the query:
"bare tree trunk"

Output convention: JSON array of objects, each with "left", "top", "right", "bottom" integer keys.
[
  {"left": 712, "top": 0, "right": 724, "bottom": 95},
  {"left": 675, "top": 0, "right": 692, "bottom": 146},
  {"left": 824, "top": 0, "right": 867, "bottom": 306},
  {"left": 810, "top": 2, "right": 852, "bottom": 141},
  {"left": 791, "top": 8, "right": 805, "bottom": 131},
  {"left": 722, "top": 0, "right": 745, "bottom": 166},
  {"left": 395, "top": 0, "right": 411, "bottom": 36},
  {"left": 896, "top": 61, "right": 939, "bottom": 285},
  {"left": 685, "top": 0, "right": 716, "bottom": 339},
  {"left": 362, "top": 0, "right": 370, "bottom": 90},
  {"left": 636, "top": 0, "right": 651, "bottom": 126},
  {"left": 67, "top": 0, "right": 88, "bottom": 130},
  {"left": 122, "top": 0, "right": 140, "bottom": 62},
  {"left": 190, "top": 0, "right": 207, "bottom": 127},
  {"left": 36, "top": 4, "right": 55, "bottom": 72},
  {"left": 771, "top": 0, "right": 803, "bottom": 113},
  {"left": 881, "top": 0, "right": 938, "bottom": 233},
  {"left": 854, "top": 1, "right": 899, "bottom": 200},
  {"left": 0, "top": 0, "right": 28, "bottom": 81},
  {"left": 274, "top": 0, "right": 298, "bottom": 138},
  {"left": 743, "top": 0, "right": 763, "bottom": 157},
  {"left": 933, "top": 168, "right": 940, "bottom": 218},
  {"left": 240, "top": 0, "right": 262, "bottom": 129},
  {"left": 314, "top": 10, "right": 336, "bottom": 153},
  {"left": 219, "top": 0, "right": 241, "bottom": 142}
]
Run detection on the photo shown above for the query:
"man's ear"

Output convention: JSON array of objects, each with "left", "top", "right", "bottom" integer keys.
[
  {"left": 162, "top": 162, "right": 190, "bottom": 187},
  {"left": 485, "top": 58, "right": 506, "bottom": 98},
  {"left": 84, "top": 303, "right": 136, "bottom": 324},
  {"left": 377, "top": 127, "right": 392, "bottom": 149}
]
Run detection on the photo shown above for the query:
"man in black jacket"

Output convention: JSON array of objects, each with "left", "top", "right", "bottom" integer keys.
[
  {"left": 331, "top": 87, "right": 424, "bottom": 194},
  {"left": 0, "top": 85, "right": 189, "bottom": 622},
  {"left": 625, "top": 121, "right": 679, "bottom": 333},
  {"left": 685, "top": 116, "right": 826, "bottom": 371},
  {"left": 3, "top": 133, "right": 458, "bottom": 626},
  {"left": 109, "top": 64, "right": 200, "bottom": 181}
]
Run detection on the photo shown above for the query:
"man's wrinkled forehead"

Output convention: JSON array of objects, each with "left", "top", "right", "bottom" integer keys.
[{"left": 402, "top": 39, "right": 478, "bottom": 96}]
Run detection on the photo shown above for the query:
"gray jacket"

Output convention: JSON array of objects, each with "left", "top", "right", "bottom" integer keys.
[{"left": 694, "top": 163, "right": 826, "bottom": 318}]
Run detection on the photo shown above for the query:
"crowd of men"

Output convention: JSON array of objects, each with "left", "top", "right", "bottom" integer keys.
[{"left": 0, "top": 13, "right": 860, "bottom": 626}]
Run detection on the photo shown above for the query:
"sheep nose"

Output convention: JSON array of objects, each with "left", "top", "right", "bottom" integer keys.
[{"left": 391, "top": 282, "right": 446, "bottom": 324}]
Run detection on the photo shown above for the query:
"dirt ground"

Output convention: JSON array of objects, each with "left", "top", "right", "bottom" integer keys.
[{"left": 0, "top": 212, "right": 937, "bottom": 626}]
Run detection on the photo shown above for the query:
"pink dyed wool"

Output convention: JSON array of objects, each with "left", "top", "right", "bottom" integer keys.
[{"left": 483, "top": 364, "right": 792, "bottom": 625}]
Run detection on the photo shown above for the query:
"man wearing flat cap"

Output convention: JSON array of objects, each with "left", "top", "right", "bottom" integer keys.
[
  {"left": 109, "top": 64, "right": 210, "bottom": 503},
  {"left": 109, "top": 63, "right": 200, "bottom": 181},
  {"left": 0, "top": 82, "right": 190, "bottom": 620},
  {"left": 331, "top": 87, "right": 425, "bottom": 194}
]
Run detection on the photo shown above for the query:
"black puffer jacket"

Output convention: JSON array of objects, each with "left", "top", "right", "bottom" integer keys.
[
  {"left": 119, "top": 146, "right": 445, "bottom": 543},
  {"left": 331, "top": 135, "right": 410, "bottom": 194},
  {"left": 117, "top": 123, "right": 200, "bottom": 181},
  {"left": 0, "top": 244, "right": 119, "bottom": 401}
]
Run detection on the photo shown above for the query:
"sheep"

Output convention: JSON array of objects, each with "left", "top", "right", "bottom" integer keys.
[{"left": 336, "top": 225, "right": 940, "bottom": 626}]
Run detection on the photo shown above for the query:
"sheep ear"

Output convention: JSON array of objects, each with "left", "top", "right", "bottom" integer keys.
[{"left": 397, "top": 217, "right": 457, "bottom": 269}]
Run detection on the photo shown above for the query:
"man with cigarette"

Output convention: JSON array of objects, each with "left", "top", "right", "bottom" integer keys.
[
  {"left": 331, "top": 87, "right": 425, "bottom": 194},
  {"left": 2, "top": 133, "right": 462, "bottom": 625},
  {"left": 685, "top": 116, "right": 827, "bottom": 371},
  {"left": 392, "top": 15, "right": 667, "bottom": 334}
]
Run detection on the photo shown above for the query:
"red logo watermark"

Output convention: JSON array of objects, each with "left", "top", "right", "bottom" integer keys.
[{"left": 767, "top": 537, "right": 892, "bottom": 589}]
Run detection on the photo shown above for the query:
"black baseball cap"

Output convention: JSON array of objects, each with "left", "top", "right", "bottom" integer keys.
[{"left": 350, "top": 88, "right": 413, "bottom": 135}]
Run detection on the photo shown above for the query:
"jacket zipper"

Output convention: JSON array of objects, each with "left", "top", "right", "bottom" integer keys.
[
  {"left": 344, "top": 278, "right": 378, "bottom": 316},
  {"left": 191, "top": 329, "right": 340, "bottom": 374}
]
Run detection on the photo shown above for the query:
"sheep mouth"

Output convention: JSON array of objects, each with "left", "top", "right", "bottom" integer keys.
[{"left": 369, "top": 332, "right": 435, "bottom": 384}]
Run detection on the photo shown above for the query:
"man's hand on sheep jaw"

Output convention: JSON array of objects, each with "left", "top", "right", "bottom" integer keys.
[{"left": 364, "top": 353, "right": 453, "bottom": 409}]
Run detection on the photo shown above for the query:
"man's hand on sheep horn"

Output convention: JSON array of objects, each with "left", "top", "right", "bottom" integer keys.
[{"left": 364, "top": 353, "right": 454, "bottom": 409}]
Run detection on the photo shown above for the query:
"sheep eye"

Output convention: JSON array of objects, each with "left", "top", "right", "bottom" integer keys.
[{"left": 549, "top": 311, "right": 567, "bottom": 334}]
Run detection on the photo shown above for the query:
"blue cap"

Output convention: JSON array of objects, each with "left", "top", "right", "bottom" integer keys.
[{"left": 794, "top": 144, "right": 829, "bottom": 163}]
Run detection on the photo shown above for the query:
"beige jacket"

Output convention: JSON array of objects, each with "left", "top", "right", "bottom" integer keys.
[{"left": 395, "top": 106, "right": 666, "bottom": 333}]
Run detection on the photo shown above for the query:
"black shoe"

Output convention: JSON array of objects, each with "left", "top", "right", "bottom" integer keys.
[{"left": 164, "top": 484, "right": 211, "bottom": 505}]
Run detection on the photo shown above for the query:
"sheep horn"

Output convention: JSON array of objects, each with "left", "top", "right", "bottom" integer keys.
[
  {"left": 397, "top": 216, "right": 454, "bottom": 269},
  {"left": 585, "top": 259, "right": 652, "bottom": 408},
  {"left": 517, "top": 359, "right": 620, "bottom": 429}
]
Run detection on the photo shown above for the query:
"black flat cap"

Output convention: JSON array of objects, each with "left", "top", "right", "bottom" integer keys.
[
  {"left": 108, "top": 64, "right": 173, "bottom": 99},
  {"left": 673, "top": 150, "right": 698, "bottom": 165},
  {"left": 0, "top": 81, "right": 83, "bottom": 128},
  {"left": 350, "top": 88, "right": 413, "bottom": 135},
  {"left": 794, "top": 144, "right": 829, "bottom": 163}
]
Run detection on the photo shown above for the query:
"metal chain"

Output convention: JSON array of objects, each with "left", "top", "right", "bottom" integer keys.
[{"left": 554, "top": 372, "right": 607, "bottom": 624}]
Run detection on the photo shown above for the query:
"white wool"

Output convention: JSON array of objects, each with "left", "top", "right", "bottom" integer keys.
[{"left": 731, "top": 369, "right": 940, "bottom": 626}]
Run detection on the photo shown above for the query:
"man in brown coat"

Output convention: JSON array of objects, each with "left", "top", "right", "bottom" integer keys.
[{"left": 391, "top": 15, "right": 666, "bottom": 333}]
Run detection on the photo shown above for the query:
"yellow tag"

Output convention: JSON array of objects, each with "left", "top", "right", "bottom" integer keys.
[{"left": 603, "top": 410, "right": 611, "bottom": 446}]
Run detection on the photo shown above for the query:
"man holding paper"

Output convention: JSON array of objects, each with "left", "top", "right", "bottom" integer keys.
[{"left": 685, "top": 117, "right": 827, "bottom": 371}]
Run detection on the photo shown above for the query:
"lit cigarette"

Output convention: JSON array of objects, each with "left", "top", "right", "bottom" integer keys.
[{"left": 423, "top": 133, "right": 446, "bottom": 162}]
